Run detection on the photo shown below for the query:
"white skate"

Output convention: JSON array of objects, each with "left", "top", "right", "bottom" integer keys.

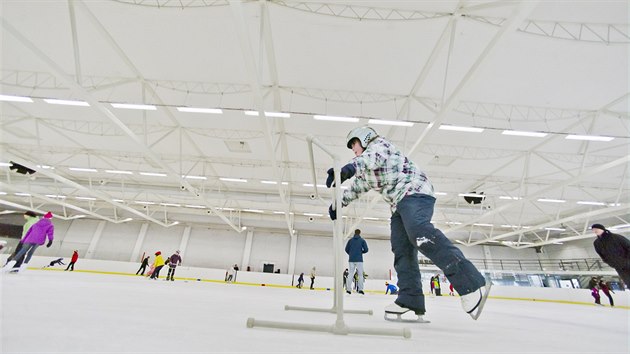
[
  {"left": 384, "top": 303, "right": 430, "bottom": 323},
  {"left": 1, "top": 260, "right": 17, "bottom": 273},
  {"left": 461, "top": 281, "right": 492, "bottom": 320}
]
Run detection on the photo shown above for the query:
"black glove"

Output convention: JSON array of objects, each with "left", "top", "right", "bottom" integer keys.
[
  {"left": 46, "top": 240, "right": 53, "bottom": 248},
  {"left": 328, "top": 204, "right": 337, "bottom": 221},
  {"left": 325, "top": 163, "right": 356, "bottom": 188}
]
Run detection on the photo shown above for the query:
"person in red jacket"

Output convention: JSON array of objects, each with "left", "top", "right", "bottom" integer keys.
[{"left": 65, "top": 250, "right": 79, "bottom": 271}]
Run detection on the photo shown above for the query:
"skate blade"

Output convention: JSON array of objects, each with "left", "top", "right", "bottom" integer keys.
[
  {"left": 384, "top": 312, "right": 430, "bottom": 323},
  {"left": 469, "top": 281, "right": 493, "bottom": 320}
]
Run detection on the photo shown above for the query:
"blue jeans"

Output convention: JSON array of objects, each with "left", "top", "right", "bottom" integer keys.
[
  {"left": 391, "top": 194, "right": 486, "bottom": 312},
  {"left": 11, "top": 242, "right": 40, "bottom": 265}
]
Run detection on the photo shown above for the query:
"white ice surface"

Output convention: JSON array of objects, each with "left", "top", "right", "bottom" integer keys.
[{"left": 1, "top": 270, "right": 628, "bottom": 353}]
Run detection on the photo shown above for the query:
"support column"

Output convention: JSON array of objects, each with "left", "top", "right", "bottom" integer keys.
[
  {"left": 85, "top": 221, "right": 106, "bottom": 259},
  {"left": 130, "top": 223, "right": 149, "bottom": 262},
  {"left": 288, "top": 231, "right": 297, "bottom": 275},
  {"left": 178, "top": 226, "right": 191, "bottom": 261},
  {"left": 482, "top": 245, "right": 493, "bottom": 270},
  {"left": 241, "top": 230, "right": 254, "bottom": 270}
]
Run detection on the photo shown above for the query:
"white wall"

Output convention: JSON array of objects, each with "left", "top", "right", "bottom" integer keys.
[
  {"left": 248, "top": 231, "right": 290, "bottom": 273},
  {"left": 94, "top": 222, "right": 141, "bottom": 261},
  {"left": 294, "top": 234, "right": 334, "bottom": 276},
  {"left": 543, "top": 238, "right": 601, "bottom": 259},
  {"left": 185, "top": 228, "right": 245, "bottom": 269}
]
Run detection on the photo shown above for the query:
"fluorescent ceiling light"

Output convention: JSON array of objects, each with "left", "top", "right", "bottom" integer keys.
[
  {"left": 15, "top": 193, "right": 31, "bottom": 196},
  {"left": 368, "top": 119, "right": 414, "bottom": 127},
  {"left": 183, "top": 175, "right": 207, "bottom": 180},
  {"left": 313, "top": 115, "right": 360, "bottom": 123},
  {"left": 501, "top": 224, "right": 521, "bottom": 228},
  {"left": 36, "top": 165, "right": 54, "bottom": 169},
  {"left": 45, "top": 194, "right": 66, "bottom": 199},
  {"left": 0, "top": 192, "right": 7, "bottom": 195},
  {"left": 112, "top": 199, "right": 125, "bottom": 203},
  {"left": 105, "top": 170, "right": 133, "bottom": 175},
  {"left": 121, "top": 217, "right": 133, "bottom": 222},
  {"left": 544, "top": 227, "right": 566, "bottom": 231},
  {"left": 537, "top": 198, "right": 566, "bottom": 203},
  {"left": 458, "top": 193, "right": 486, "bottom": 198},
  {"left": 264, "top": 112, "right": 290, "bottom": 118},
  {"left": 220, "top": 177, "right": 247, "bottom": 183},
  {"left": 140, "top": 172, "right": 167, "bottom": 177},
  {"left": 473, "top": 223, "right": 493, "bottom": 227},
  {"left": 499, "top": 196, "right": 520, "bottom": 200},
  {"left": 134, "top": 201, "right": 155, "bottom": 205},
  {"left": 160, "top": 203, "right": 181, "bottom": 207},
  {"left": 0, "top": 94, "right": 33, "bottom": 103},
  {"left": 261, "top": 180, "right": 288, "bottom": 185},
  {"left": 69, "top": 167, "right": 98, "bottom": 172},
  {"left": 176, "top": 107, "right": 222, "bottom": 114},
  {"left": 43, "top": 98, "right": 90, "bottom": 107},
  {"left": 434, "top": 192, "right": 447, "bottom": 196},
  {"left": 244, "top": 111, "right": 260, "bottom": 116},
  {"left": 111, "top": 103, "right": 157, "bottom": 110},
  {"left": 0, "top": 162, "right": 11, "bottom": 167},
  {"left": 0, "top": 210, "right": 16, "bottom": 215},
  {"left": 76, "top": 196, "right": 97, "bottom": 201},
  {"left": 243, "top": 209, "right": 264, "bottom": 213},
  {"left": 303, "top": 213, "right": 323, "bottom": 217},
  {"left": 501, "top": 130, "right": 547, "bottom": 138},
  {"left": 362, "top": 217, "right": 379, "bottom": 221},
  {"left": 455, "top": 240, "right": 466, "bottom": 245},
  {"left": 609, "top": 203, "right": 621, "bottom": 207},
  {"left": 303, "top": 183, "right": 327, "bottom": 188},
  {"left": 216, "top": 207, "right": 235, "bottom": 211},
  {"left": 184, "top": 204, "right": 205, "bottom": 209},
  {"left": 273, "top": 211, "right": 286, "bottom": 214},
  {"left": 241, "top": 226, "right": 247, "bottom": 231},
  {"left": 610, "top": 223, "right": 630, "bottom": 230},
  {"left": 439, "top": 125, "right": 484, "bottom": 133},
  {"left": 565, "top": 134, "right": 614, "bottom": 142},
  {"left": 576, "top": 201, "right": 606, "bottom": 206},
  {"left": 445, "top": 221, "right": 462, "bottom": 225}
]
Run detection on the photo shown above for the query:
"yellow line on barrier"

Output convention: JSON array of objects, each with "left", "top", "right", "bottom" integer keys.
[{"left": 32, "top": 267, "right": 629, "bottom": 309}]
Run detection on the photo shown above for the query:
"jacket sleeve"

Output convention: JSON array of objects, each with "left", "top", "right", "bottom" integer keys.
[
  {"left": 345, "top": 240, "right": 351, "bottom": 254},
  {"left": 616, "top": 234, "right": 630, "bottom": 257},
  {"left": 362, "top": 239, "right": 369, "bottom": 253},
  {"left": 47, "top": 224, "right": 55, "bottom": 242}
]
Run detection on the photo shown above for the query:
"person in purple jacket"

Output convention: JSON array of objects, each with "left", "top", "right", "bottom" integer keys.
[
  {"left": 2, "top": 211, "right": 54, "bottom": 273},
  {"left": 165, "top": 250, "right": 182, "bottom": 281}
]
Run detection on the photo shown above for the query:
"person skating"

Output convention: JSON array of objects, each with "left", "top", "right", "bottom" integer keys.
[
  {"left": 4, "top": 211, "right": 39, "bottom": 270},
  {"left": 385, "top": 282, "right": 398, "bottom": 295},
  {"left": 44, "top": 258, "right": 65, "bottom": 268},
  {"left": 345, "top": 229, "right": 369, "bottom": 295},
  {"left": 2, "top": 211, "right": 54, "bottom": 273},
  {"left": 599, "top": 280, "right": 615, "bottom": 307},
  {"left": 591, "top": 224, "right": 630, "bottom": 288},
  {"left": 296, "top": 272, "right": 304, "bottom": 289},
  {"left": 309, "top": 266, "right": 316, "bottom": 290},
  {"left": 65, "top": 250, "right": 79, "bottom": 271},
  {"left": 149, "top": 251, "right": 165, "bottom": 280},
  {"left": 326, "top": 126, "right": 490, "bottom": 321},
  {"left": 343, "top": 268, "right": 349, "bottom": 291},
  {"left": 166, "top": 250, "right": 182, "bottom": 281},
  {"left": 136, "top": 256, "right": 150, "bottom": 275}
]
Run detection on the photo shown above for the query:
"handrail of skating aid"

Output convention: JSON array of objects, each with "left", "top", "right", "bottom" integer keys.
[{"left": 245, "top": 135, "right": 411, "bottom": 338}]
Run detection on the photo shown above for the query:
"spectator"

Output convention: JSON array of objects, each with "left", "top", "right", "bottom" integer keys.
[
  {"left": 166, "top": 250, "right": 182, "bottom": 281},
  {"left": 2, "top": 211, "right": 54, "bottom": 274},
  {"left": 65, "top": 250, "right": 79, "bottom": 271},
  {"left": 345, "top": 229, "right": 369, "bottom": 295},
  {"left": 310, "top": 266, "right": 316, "bottom": 290}
]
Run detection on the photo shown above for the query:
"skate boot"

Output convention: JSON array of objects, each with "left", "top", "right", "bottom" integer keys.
[
  {"left": 461, "top": 281, "right": 492, "bottom": 320},
  {"left": 384, "top": 302, "right": 430, "bottom": 323},
  {"left": 2, "top": 260, "right": 17, "bottom": 273},
  {"left": 358, "top": 290, "right": 365, "bottom": 295},
  {"left": 16, "top": 263, "right": 28, "bottom": 273}
]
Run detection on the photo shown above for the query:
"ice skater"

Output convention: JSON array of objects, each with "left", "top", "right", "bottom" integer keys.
[
  {"left": 591, "top": 224, "right": 630, "bottom": 288},
  {"left": 345, "top": 229, "right": 368, "bottom": 295},
  {"left": 136, "top": 256, "right": 150, "bottom": 275},
  {"left": 309, "top": 266, "right": 316, "bottom": 290},
  {"left": 4, "top": 211, "right": 39, "bottom": 270},
  {"left": 385, "top": 282, "right": 398, "bottom": 295},
  {"left": 599, "top": 280, "right": 615, "bottom": 307},
  {"left": 296, "top": 272, "right": 304, "bottom": 289},
  {"left": 166, "top": 250, "right": 182, "bottom": 281},
  {"left": 2, "top": 211, "right": 54, "bottom": 273},
  {"left": 44, "top": 258, "right": 65, "bottom": 268},
  {"left": 149, "top": 251, "right": 165, "bottom": 280},
  {"left": 65, "top": 250, "right": 78, "bottom": 271},
  {"left": 326, "top": 126, "right": 490, "bottom": 321}
]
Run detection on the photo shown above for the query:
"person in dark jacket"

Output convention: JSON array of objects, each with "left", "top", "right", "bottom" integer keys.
[
  {"left": 65, "top": 250, "right": 79, "bottom": 271},
  {"left": 592, "top": 224, "right": 630, "bottom": 287},
  {"left": 345, "top": 229, "right": 369, "bottom": 294},
  {"left": 599, "top": 280, "right": 614, "bottom": 306},
  {"left": 136, "top": 256, "right": 150, "bottom": 275},
  {"left": 166, "top": 251, "right": 182, "bottom": 281}
]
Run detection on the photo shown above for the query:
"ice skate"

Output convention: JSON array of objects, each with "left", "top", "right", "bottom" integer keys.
[
  {"left": 2, "top": 260, "right": 17, "bottom": 273},
  {"left": 17, "top": 263, "right": 28, "bottom": 273},
  {"left": 384, "top": 303, "right": 430, "bottom": 323},
  {"left": 461, "top": 281, "right": 492, "bottom": 320}
]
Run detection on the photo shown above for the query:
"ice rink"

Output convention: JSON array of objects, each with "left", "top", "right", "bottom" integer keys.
[{"left": 1, "top": 270, "right": 628, "bottom": 353}]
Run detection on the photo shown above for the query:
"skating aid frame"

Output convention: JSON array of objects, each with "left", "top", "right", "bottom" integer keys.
[{"left": 246, "top": 135, "right": 411, "bottom": 338}]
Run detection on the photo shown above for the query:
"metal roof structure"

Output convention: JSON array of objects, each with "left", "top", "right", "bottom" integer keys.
[{"left": 1, "top": 0, "right": 628, "bottom": 249}]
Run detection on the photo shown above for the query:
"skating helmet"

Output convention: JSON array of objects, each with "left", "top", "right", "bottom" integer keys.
[
  {"left": 346, "top": 126, "right": 378, "bottom": 149},
  {"left": 155, "top": 251, "right": 161, "bottom": 255}
]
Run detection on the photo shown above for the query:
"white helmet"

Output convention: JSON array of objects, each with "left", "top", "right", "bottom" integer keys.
[{"left": 346, "top": 126, "right": 378, "bottom": 149}]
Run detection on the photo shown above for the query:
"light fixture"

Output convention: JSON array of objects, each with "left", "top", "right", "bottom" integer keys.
[
  {"left": 105, "top": 170, "right": 133, "bottom": 175},
  {"left": 313, "top": 115, "right": 360, "bottom": 123},
  {"left": 473, "top": 223, "right": 493, "bottom": 227},
  {"left": 501, "top": 130, "right": 547, "bottom": 138},
  {"left": 112, "top": 199, "right": 125, "bottom": 203},
  {"left": 244, "top": 111, "right": 260, "bottom": 116},
  {"left": 537, "top": 198, "right": 566, "bottom": 203},
  {"left": 303, "top": 183, "right": 327, "bottom": 188},
  {"left": 0, "top": 94, "right": 33, "bottom": 103},
  {"left": 434, "top": 192, "right": 447, "bottom": 196},
  {"left": 445, "top": 221, "right": 462, "bottom": 225},
  {"left": 43, "top": 98, "right": 90, "bottom": 107},
  {"left": 76, "top": 197, "right": 97, "bottom": 201},
  {"left": 45, "top": 194, "right": 66, "bottom": 199},
  {"left": 241, "top": 226, "right": 248, "bottom": 231},
  {"left": 183, "top": 175, "right": 207, "bottom": 180},
  {"left": 140, "top": 172, "right": 167, "bottom": 177},
  {"left": 544, "top": 227, "right": 566, "bottom": 231},
  {"left": 273, "top": 211, "right": 286, "bottom": 214},
  {"left": 609, "top": 203, "right": 622, "bottom": 207},
  {"left": 220, "top": 177, "right": 247, "bottom": 183},
  {"left": 243, "top": 209, "right": 264, "bottom": 213},
  {"left": 69, "top": 167, "right": 98, "bottom": 172},
  {"left": 216, "top": 207, "right": 235, "bottom": 211},
  {"left": 565, "top": 134, "right": 614, "bottom": 142},
  {"left": 160, "top": 203, "right": 181, "bottom": 207},
  {"left": 176, "top": 107, "right": 222, "bottom": 114},
  {"left": 501, "top": 224, "right": 521, "bottom": 228},
  {"left": 459, "top": 193, "right": 486, "bottom": 198},
  {"left": 0, "top": 192, "right": 7, "bottom": 195},
  {"left": 0, "top": 162, "right": 11, "bottom": 167},
  {"left": 14, "top": 193, "right": 31, "bottom": 196},
  {"left": 576, "top": 201, "right": 606, "bottom": 206},
  {"left": 439, "top": 125, "right": 484, "bottom": 133},
  {"left": 36, "top": 165, "right": 54, "bottom": 169},
  {"left": 499, "top": 196, "right": 520, "bottom": 200},
  {"left": 362, "top": 217, "right": 379, "bottom": 221},
  {"left": 135, "top": 201, "right": 155, "bottom": 205},
  {"left": 121, "top": 217, "right": 133, "bottom": 222},
  {"left": 111, "top": 103, "right": 157, "bottom": 110},
  {"left": 610, "top": 223, "right": 630, "bottom": 230},
  {"left": 303, "top": 213, "right": 323, "bottom": 217},
  {"left": 368, "top": 119, "right": 414, "bottom": 127},
  {"left": 264, "top": 112, "right": 290, "bottom": 118}
]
